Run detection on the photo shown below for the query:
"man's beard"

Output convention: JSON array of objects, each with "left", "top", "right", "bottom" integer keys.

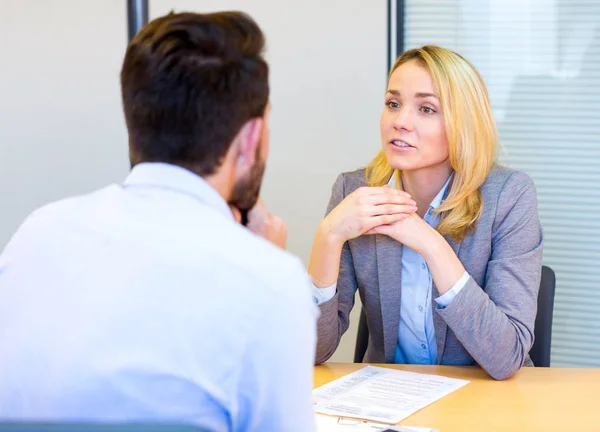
[{"left": 228, "top": 156, "right": 266, "bottom": 213}]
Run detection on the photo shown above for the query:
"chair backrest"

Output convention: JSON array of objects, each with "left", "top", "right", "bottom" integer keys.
[
  {"left": 0, "top": 424, "right": 207, "bottom": 432},
  {"left": 354, "top": 305, "right": 369, "bottom": 363},
  {"left": 354, "top": 265, "right": 557, "bottom": 366},
  {"left": 529, "top": 265, "right": 556, "bottom": 367}
]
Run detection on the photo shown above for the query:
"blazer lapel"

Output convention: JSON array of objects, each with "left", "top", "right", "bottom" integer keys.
[
  {"left": 432, "top": 235, "right": 462, "bottom": 363},
  {"left": 375, "top": 234, "right": 403, "bottom": 363}
]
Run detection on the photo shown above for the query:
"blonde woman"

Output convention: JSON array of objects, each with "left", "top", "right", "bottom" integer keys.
[{"left": 309, "top": 46, "right": 543, "bottom": 380}]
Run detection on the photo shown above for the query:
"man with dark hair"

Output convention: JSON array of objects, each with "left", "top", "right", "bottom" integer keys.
[{"left": 0, "top": 12, "right": 317, "bottom": 431}]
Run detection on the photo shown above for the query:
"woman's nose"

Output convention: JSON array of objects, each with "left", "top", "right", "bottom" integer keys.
[{"left": 392, "top": 106, "right": 414, "bottom": 132}]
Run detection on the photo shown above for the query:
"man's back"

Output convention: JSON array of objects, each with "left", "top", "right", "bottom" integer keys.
[{"left": 0, "top": 163, "right": 317, "bottom": 431}]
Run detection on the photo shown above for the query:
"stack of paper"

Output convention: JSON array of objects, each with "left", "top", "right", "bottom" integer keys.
[{"left": 313, "top": 365, "right": 469, "bottom": 425}]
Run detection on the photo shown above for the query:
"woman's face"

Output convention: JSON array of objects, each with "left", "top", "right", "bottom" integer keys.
[{"left": 380, "top": 60, "right": 450, "bottom": 173}]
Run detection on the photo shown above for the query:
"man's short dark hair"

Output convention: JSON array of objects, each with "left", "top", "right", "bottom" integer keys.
[{"left": 121, "top": 11, "right": 269, "bottom": 176}]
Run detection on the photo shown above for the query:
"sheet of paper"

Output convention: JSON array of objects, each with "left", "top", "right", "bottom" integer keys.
[
  {"left": 315, "top": 413, "right": 438, "bottom": 432},
  {"left": 313, "top": 365, "right": 468, "bottom": 424}
]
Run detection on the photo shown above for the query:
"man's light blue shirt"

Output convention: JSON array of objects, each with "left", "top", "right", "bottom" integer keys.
[
  {"left": 0, "top": 163, "right": 318, "bottom": 431},
  {"left": 313, "top": 174, "right": 469, "bottom": 365}
]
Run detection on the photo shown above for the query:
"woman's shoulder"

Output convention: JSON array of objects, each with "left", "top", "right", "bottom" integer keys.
[
  {"left": 479, "top": 165, "right": 538, "bottom": 227},
  {"left": 334, "top": 167, "right": 369, "bottom": 194},
  {"left": 481, "top": 165, "right": 536, "bottom": 199},
  {"left": 333, "top": 165, "right": 537, "bottom": 203}
]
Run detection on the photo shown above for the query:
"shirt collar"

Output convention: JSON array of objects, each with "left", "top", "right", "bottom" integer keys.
[
  {"left": 430, "top": 174, "right": 453, "bottom": 211},
  {"left": 123, "top": 162, "right": 233, "bottom": 220},
  {"left": 388, "top": 172, "right": 454, "bottom": 211}
]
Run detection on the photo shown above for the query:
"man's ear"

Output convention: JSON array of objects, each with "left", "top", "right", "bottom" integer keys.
[{"left": 234, "top": 117, "right": 263, "bottom": 168}]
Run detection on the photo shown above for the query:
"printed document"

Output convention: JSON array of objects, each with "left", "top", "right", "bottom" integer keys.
[{"left": 313, "top": 366, "right": 469, "bottom": 424}]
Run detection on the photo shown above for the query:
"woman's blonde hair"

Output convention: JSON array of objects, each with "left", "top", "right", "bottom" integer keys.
[{"left": 366, "top": 45, "right": 498, "bottom": 241}]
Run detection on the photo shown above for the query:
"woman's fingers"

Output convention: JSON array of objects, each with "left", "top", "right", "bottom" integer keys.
[
  {"left": 361, "top": 213, "right": 408, "bottom": 234},
  {"left": 355, "top": 186, "right": 412, "bottom": 199},
  {"left": 357, "top": 191, "right": 416, "bottom": 207},
  {"left": 363, "top": 203, "right": 417, "bottom": 217}
]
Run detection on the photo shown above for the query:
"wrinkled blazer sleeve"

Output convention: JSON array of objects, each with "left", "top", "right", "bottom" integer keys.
[
  {"left": 315, "top": 173, "right": 359, "bottom": 364},
  {"left": 437, "top": 171, "right": 543, "bottom": 380}
]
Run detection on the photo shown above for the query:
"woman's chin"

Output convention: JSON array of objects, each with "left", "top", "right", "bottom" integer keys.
[{"left": 384, "top": 153, "right": 419, "bottom": 172}]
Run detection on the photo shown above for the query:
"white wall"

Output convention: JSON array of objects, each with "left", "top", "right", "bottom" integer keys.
[
  {"left": 1, "top": 0, "right": 388, "bottom": 362},
  {"left": 0, "top": 0, "right": 130, "bottom": 247}
]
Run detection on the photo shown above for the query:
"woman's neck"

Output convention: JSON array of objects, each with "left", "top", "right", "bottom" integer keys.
[{"left": 400, "top": 163, "right": 453, "bottom": 218}]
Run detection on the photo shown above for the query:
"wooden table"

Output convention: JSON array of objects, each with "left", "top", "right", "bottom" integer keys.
[{"left": 314, "top": 363, "right": 600, "bottom": 432}]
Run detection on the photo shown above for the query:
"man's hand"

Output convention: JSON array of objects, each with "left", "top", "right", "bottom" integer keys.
[
  {"left": 232, "top": 198, "right": 287, "bottom": 249},
  {"left": 230, "top": 206, "right": 243, "bottom": 224}
]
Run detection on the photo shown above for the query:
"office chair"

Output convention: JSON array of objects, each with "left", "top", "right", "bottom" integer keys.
[
  {"left": 529, "top": 265, "right": 556, "bottom": 367},
  {"left": 354, "top": 265, "right": 556, "bottom": 367}
]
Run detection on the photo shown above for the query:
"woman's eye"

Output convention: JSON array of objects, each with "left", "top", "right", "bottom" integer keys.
[
  {"left": 420, "top": 106, "right": 435, "bottom": 114},
  {"left": 386, "top": 101, "right": 400, "bottom": 109}
]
